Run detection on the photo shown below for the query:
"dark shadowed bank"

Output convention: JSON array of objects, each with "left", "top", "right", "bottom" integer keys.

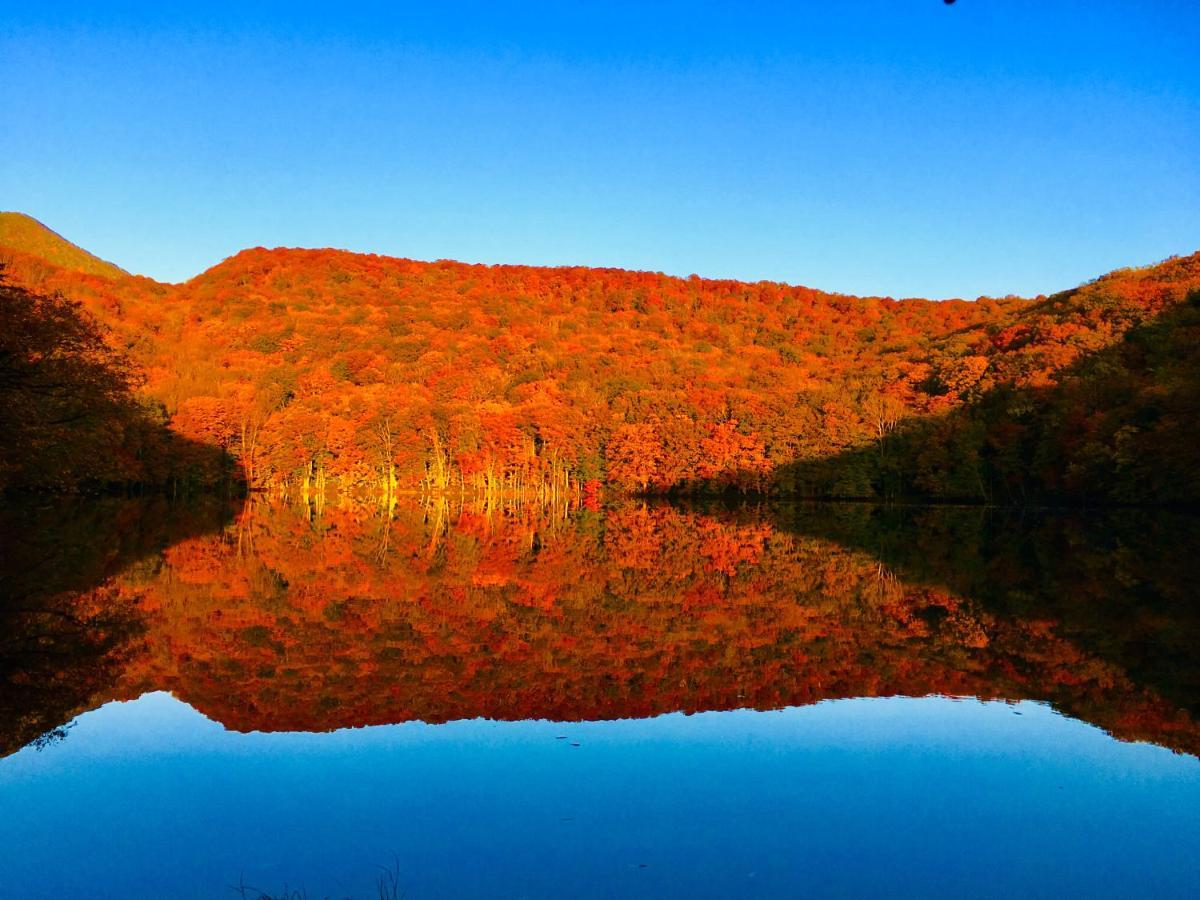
[
  {"left": 770, "top": 293, "right": 1200, "bottom": 506},
  {"left": 0, "top": 269, "right": 241, "bottom": 496}
]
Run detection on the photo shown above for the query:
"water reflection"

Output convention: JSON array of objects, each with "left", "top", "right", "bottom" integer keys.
[
  {"left": 0, "top": 497, "right": 232, "bottom": 755},
  {"left": 2, "top": 499, "right": 1197, "bottom": 755}
]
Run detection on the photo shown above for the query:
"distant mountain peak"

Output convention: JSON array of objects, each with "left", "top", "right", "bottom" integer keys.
[{"left": 0, "top": 212, "right": 128, "bottom": 281}]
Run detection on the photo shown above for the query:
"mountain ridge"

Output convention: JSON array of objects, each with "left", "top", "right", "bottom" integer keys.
[
  {"left": 3, "top": 209, "right": 1193, "bottom": 305},
  {"left": 0, "top": 212, "right": 129, "bottom": 281},
  {"left": 5, "top": 220, "right": 858, "bottom": 296}
]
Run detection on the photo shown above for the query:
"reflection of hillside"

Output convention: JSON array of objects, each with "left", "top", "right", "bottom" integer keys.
[
  {"left": 0, "top": 499, "right": 236, "bottom": 756},
  {"left": 774, "top": 502, "right": 1200, "bottom": 748},
  {"left": 96, "top": 501, "right": 1200, "bottom": 756}
]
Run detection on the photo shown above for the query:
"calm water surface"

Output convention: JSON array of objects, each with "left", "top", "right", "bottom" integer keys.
[{"left": 1, "top": 500, "right": 1197, "bottom": 897}]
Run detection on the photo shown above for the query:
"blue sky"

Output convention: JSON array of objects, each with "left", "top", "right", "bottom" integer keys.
[{"left": 2, "top": 1, "right": 1198, "bottom": 297}]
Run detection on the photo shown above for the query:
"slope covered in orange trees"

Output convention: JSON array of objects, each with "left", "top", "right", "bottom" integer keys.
[{"left": 2, "top": 214, "right": 1197, "bottom": 502}]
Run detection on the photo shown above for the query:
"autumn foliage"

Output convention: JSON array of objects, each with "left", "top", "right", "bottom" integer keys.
[{"left": 1, "top": 213, "right": 1197, "bottom": 503}]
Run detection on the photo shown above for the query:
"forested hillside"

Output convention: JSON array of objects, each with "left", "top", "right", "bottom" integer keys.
[{"left": 1, "top": 214, "right": 1197, "bottom": 503}]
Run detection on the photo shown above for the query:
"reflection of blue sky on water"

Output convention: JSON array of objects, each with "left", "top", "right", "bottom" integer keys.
[{"left": 1, "top": 693, "right": 1197, "bottom": 898}]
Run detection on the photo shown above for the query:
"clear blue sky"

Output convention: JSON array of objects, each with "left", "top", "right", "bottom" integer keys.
[{"left": 2, "top": 1, "right": 1197, "bottom": 298}]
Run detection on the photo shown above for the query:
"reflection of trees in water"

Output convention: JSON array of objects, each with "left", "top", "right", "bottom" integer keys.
[
  {"left": 3, "top": 499, "right": 1197, "bottom": 757},
  {"left": 0, "top": 498, "right": 234, "bottom": 756},
  {"left": 0, "top": 580, "right": 144, "bottom": 758},
  {"left": 773, "top": 503, "right": 1200, "bottom": 727},
  {"left": 85, "top": 500, "right": 1200, "bottom": 755}
]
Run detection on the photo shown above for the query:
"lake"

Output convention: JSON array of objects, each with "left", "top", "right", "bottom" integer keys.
[{"left": 1, "top": 499, "right": 1197, "bottom": 898}]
